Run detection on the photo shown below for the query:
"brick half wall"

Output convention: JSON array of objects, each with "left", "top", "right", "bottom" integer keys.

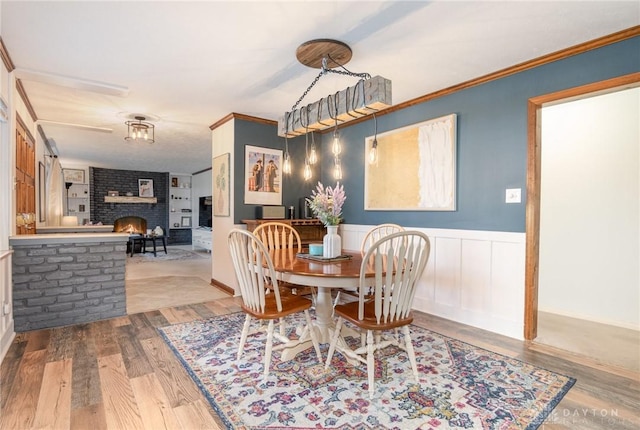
[{"left": 10, "top": 234, "right": 128, "bottom": 332}]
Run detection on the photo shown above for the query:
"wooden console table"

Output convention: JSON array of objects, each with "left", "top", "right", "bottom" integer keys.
[{"left": 242, "top": 219, "right": 325, "bottom": 248}]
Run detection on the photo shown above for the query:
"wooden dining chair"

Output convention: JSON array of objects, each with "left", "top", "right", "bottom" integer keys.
[
  {"left": 324, "top": 230, "right": 431, "bottom": 399},
  {"left": 253, "top": 222, "right": 314, "bottom": 297},
  {"left": 228, "top": 229, "right": 322, "bottom": 380},
  {"left": 334, "top": 223, "right": 405, "bottom": 306},
  {"left": 360, "top": 223, "right": 405, "bottom": 255},
  {"left": 253, "top": 221, "right": 302, "bottom": 253}
]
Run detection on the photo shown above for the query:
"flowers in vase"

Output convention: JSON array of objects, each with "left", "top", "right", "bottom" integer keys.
[{"left": 307, "top": 181, "right": 346, "bottom": 226}]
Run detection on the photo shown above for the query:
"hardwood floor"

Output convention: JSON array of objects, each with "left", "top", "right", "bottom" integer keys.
[
  {"left": 1, "top": 296, "right": 638, "bottom": 429},
  {"left": 536, "top": 311, "right": 639, "bottom": 372}
]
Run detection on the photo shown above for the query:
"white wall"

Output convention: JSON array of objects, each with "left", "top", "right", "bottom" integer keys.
[
  {"left": 0, "top": 51, "right": 14, "bottom": 361},
  {"left": 539, "top": 88, "right": 640, "bottom": 329},
  {"left": 211, "top": 120, "right": 239, "bottom": 292}
]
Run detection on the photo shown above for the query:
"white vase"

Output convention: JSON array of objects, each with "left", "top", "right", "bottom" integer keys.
[{"left": 323, "top": 225, "right": 341, "bottom": 258}]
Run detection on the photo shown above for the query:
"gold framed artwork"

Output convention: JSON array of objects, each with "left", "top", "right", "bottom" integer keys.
[
  {"left": 365, "top": 113, "right": 457, "bottom": 211},
  {"left": 213, "top": 153, "right": 230, "bottom": 217}
]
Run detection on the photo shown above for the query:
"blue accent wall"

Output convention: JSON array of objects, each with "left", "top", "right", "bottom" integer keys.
[
  {"left": 234, "top": 37, "right": 639, "bottom": 232},
  {"left": 233, "top": 120, "right": 320, "bottom": 223}
]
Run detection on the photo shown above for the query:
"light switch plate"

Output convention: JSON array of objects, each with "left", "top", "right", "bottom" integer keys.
[{"left": 506, "top": 188, "right": 521, "bottom": 203}]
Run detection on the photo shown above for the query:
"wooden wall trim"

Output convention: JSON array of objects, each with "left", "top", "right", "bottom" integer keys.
[
  {"left": 0, "top": 38, "right": 15, "bottom": 72},
  {"left": 209, "top": 112, "right": 277, "bottom": 131},
  {"left": 530, "top": 72, "right": 640, "bottom": 105},
  {"left": 394, "top": 26, "right": 640, "bottom": 115},
  {"left": 16, "top": 79, "right": 38, "bottom": 122},
  {"left": 524, "top": 71, "right": 640, "bottom": 340},
  {"left": 16, "top": 114, "right": 35, "bottom": 144},
  {"left": 211, "top": 27, "right": 638, "bottom": 134},
  {"left": 192, "top": 166, "right": 212, "bottom": 175},
  {"left": 210, "top": 278, "right": 234, "bottom": 295}
]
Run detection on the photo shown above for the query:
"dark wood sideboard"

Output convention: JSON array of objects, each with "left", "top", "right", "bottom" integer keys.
[{"left": 242, "top": 219, "right": 325, "bottom": 248}]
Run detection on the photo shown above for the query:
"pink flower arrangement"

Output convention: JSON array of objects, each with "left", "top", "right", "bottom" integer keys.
[{"left": 307, "top": 181, "right": 346, "bottom": 226}]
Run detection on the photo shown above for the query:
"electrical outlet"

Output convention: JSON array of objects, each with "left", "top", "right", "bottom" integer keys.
[{"left": 506, "top": 188, "right": 521, "bottom": 203}]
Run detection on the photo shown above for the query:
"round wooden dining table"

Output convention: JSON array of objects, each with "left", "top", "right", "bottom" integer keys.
[{"left": 268, "top": 249, "right": 373, "bottom": 360}]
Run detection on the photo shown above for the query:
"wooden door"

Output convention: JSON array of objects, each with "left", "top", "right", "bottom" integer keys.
[{"left": 15, "top": 117, "right": 36, "bottom": 234}]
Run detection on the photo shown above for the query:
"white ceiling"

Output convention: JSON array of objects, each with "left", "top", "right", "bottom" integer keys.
[{"left": 1, "top": 1, "right": 638, "bottom": 174}]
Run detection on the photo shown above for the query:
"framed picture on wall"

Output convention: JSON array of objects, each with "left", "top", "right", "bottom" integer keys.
[
  {"left": 181, "top": 216, "right": 191, "bottom": 227},
  {"left": 364, "top": 113, "right": 457, "bottom": 211},
  {"left": 63, "top": 168, "right": 84, "bottom": 184},
  {"left": 138, "top": 179, "right": 154, "bottom": 197},
  {"left": 244, "top": 145, "right": 282, "bottom": 205},
  {"left": 213, "top": 152, "right": 230, "bottom": 217}
]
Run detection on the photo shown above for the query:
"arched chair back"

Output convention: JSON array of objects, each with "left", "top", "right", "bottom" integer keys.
[
  {"left": 228, "top": 229, "right": 321, "bottom": 379},
  {"left": 253, "top": 222, "right": 311, "bottom": 297},
  {"left": 335, "top": 223, "right": 406, "bottom": 306},
  {"left": 253, "top": 222, "right": 302, "bottom": 252},
  {"left": 326, "top": 230, "right": 431, "bottom": 399},
  {"left": 360, "top": 223, "right": 405, "bottom": 255}
]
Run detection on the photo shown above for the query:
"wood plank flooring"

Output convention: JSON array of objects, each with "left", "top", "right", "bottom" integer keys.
[{"left": 1, "top": 296, "right": 639, "bottom": 429}]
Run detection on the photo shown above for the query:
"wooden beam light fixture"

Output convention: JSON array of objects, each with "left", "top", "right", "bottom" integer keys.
[
  {"left": 278, "top": 39, "right": 392, "bottom": 137},
  {"left": 279, "top": 39, "right": 392, "bottom": 180}
]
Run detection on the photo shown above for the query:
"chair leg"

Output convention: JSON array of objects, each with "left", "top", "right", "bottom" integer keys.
[
  {"left": 366, "top": 330, "right": 375, "bottom": 399},
  {"left": 324, "top": 317, "right": 344, "bottom": 369},
  {"left": 263, "top": 319, "right": 275, "bottom": 380},
  {"left": 303, "top": 310, "right": 322, "bottom": 362},
  {"left": 402, "top": 325, "right": 419, "bottom": 380},
  {"left": 237, "top": 314, "right": 252, "bottom": 360},
  {"left": 279, "top": 317, "right": 286, "bottom": 337}
]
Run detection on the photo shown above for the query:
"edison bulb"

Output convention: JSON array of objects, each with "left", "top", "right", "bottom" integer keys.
[
  {"left": 309, "top": 147, "right": 318, "bottom": 165},
  {"left": 332, "top": 130, "right": 341, "bottom": 155},
  {"left": 368, "top": 141, "right": 378, "bottom": 165},
  {"left": 283, "top": 154, "right": 292, "bottom": 174},
  {"left": 303, "top": 162, "right": 312, "bottom": 181}
]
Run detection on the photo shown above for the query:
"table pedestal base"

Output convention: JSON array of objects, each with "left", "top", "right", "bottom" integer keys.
[{"left": 279, "top": 287, "right": 359, "bottom": 363}]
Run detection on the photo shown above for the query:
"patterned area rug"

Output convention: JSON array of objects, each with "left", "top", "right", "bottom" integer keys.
[
  {"left": 128, "top": 247, "right": 207, "bottom": 264},
  {"left": 159, "top": 313, "right": 575, "bottom": 429}
]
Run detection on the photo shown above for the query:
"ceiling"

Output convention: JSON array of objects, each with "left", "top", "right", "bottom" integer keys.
[{"left": 1, "top": 1, "right": 638, "bottom": 174}]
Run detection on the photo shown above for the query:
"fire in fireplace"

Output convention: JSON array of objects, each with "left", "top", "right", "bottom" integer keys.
[{"left": 113, "top": 216, "right": 147, "bottom": 235}]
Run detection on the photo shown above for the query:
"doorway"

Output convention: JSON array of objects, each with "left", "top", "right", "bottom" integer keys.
[{"left": 524, "top": 73, "right": 640, "bottom": 370}]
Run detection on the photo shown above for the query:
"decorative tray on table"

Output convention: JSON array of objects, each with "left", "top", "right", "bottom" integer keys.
[{"left": 296, "top": 253, "right": 353, "bottom": 263}]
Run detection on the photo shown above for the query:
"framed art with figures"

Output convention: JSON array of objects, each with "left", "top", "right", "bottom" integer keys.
[{"left": 244, "top": 145, "right": 282, "bottom": 205}]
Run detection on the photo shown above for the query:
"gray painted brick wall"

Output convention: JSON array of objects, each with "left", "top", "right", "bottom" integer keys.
[
  {"left": 89, "top": 167, "right": 190, "bottom": 244},
  {"left": 12, "top": 240, "right": 127, "bottom": 331}
]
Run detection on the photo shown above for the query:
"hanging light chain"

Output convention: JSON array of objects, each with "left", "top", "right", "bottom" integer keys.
[{"left": 285, "top": 53, "right": 373, "bottom": 180}]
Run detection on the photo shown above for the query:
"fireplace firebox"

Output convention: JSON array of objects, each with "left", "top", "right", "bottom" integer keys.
[{"left": 114, "top": 216, "right": 147, "bottom": 255}]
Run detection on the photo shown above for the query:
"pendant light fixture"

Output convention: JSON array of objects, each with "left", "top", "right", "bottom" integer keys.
[
  {"left": 303, "top": 109, "right": 313, "bottom": 181},
  {"left": 309, "top": 131, "right": 318, "bottom": 165},
  {"left": 278, "top": 39, "right": 392, "bottom": 180},
  {"left": 282, "top": 111, "right": 292, "bottom": 174},
  {"left": 368, "top": 113, "right": 379, "bottom": 165}
]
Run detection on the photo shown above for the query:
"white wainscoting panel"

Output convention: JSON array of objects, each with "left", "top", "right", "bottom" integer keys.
[
  {"left": 0, "top": 249, "right": 14, "bottom": 363},
  {"left": 340, "top": 224, "right": 526, "bottom": 340}
]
